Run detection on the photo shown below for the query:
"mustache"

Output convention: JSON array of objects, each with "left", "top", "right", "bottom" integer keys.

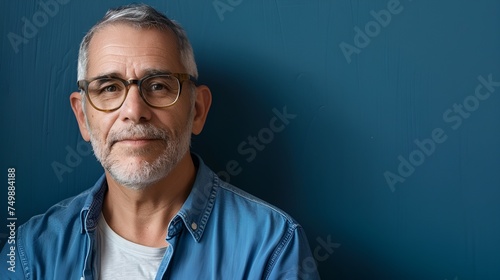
[{"left": 107, "top": 124, "right": 169, "bottom": 147}]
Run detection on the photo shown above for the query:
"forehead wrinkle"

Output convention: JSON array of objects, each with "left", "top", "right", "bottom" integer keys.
[
  {"left": 87, "top": 24, "right": 184, "bottom": 79},
  {"left": 88, "top": 50, "right": 175, "bottom": 78},
  {"left": 89, "top": 45, "right": 174, "bottom": 65},
  {"left": 89, "top": 60, "right": 175, "bottom": 80}
]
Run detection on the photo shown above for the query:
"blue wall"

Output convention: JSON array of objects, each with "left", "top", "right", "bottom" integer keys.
[{"left": 2, "top": 1, "right": 500, "bottom": 279}]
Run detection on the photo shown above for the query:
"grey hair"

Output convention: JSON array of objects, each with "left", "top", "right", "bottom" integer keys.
[{"left": 76, "top": 4, "right": 198, "bottom": 82}]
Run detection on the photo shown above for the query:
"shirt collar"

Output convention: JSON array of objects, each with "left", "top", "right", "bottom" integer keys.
[
  {"left": 167, "top": 154, "right": 219, "bottom": 242},
  {"left": 80, "top": 174, "right": 107, "bottom": 234}
]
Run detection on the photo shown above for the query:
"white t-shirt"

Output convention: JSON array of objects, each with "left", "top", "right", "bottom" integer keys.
[{"left": 96, "top": 214, "right": 167, "bottom": 280}]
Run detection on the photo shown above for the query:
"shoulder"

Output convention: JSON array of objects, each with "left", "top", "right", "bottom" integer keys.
[
  {"left": 19, "top": 186, "right": 93, "bottom": 235},
  {"left": 19, "top": 174, "right": 106, "bottom": 236},
  {"left": 3, "top": 182, "right": 103, "bottom": 279},
  {"left": 211, "top": 180, "right": 317, "bottom": 278},
  {"left": 190, "top": 154, "right": 301, "bottom": 229},
  {"left": 192, "top": 155, "right": 301, "bottom": 230},
  {"left": 215, "top": 179, "right": 301, "bottom": 229}
]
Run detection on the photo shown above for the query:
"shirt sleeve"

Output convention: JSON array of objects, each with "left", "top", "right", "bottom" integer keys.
[
  {"left": 0, "top": 232, "right": 27, "bottom": 280},
  {"left": 264, "top": 225, "right": 321, "bottom": 280}
]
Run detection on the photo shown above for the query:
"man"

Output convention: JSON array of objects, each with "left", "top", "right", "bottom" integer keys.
[{"left": 1, "top": 4, "right": 319, "bottom": 279}]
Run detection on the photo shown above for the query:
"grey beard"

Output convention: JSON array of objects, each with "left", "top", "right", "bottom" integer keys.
[{"left": 88, "top": 121, "right": 193, "bottom": 191}]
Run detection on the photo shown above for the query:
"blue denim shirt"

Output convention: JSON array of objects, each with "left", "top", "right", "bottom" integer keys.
[{"left": 0, "top": 155, "right": 319, "bottom": 279}]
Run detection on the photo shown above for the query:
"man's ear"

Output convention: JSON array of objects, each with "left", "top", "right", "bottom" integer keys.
[
  {"left": 191, "top": 85, "right": 212, "bottom": 135},
  {"left": 70, "top": 92, "right": 91, "bottom": 141}
]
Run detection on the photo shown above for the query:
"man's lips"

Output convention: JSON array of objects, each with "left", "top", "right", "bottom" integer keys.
[{"left": 111, "top": 138, "right": 161, "bottom": 147}]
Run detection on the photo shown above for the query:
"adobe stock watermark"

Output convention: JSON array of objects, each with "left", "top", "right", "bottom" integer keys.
[
  {"left": 52, "top": 138, "right": 93, "bottom": 182},
  {"left": 7, "top": 0, "right": 70, "bottom": 54},
  {"left": 51, "top": 105, "right": 295, "bottom": 183},
  {"left": 212, "top": 0, "right": 243, "bottom": 22},
  {"left": 216, "top": 106, "right": 297, "bottom": 183},
  {"left": 279, "top": 235, "right": 341, "bottom": 279},
  {"left": 339, "top": 0, "right": 412, "bottom": 64},
  {"left": 187, "top": 105, "right": 297, "bottom": 217},
  {"left": 384, "top": 74, "right": 500, "bottom": 192}
]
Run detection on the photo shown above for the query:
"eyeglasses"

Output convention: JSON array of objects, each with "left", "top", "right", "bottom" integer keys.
[{"left": 77, "top": 73, "right": 197, "bottom": 112}]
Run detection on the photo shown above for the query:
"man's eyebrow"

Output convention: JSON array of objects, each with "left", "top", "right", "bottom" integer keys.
[
  {"left": 88, "top": 72, "right": 123, "bottom": 80},
  {"left": 142, "top": 68, "right": 172, "bottom": 76}
]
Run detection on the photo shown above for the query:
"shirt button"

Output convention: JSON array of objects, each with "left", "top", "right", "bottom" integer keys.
[{"left": 191, "top": 222, "right": 198, "bottom": 230}]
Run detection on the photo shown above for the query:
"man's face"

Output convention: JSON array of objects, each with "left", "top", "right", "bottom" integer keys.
[{"left": 79, "top": 23, "right": 195, "bottom": 190}]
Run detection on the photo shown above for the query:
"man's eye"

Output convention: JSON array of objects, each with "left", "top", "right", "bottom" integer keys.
[
  {"left": 91, "top": 80, "right": 123, "bottom": 94},
  {"left": 103, "top": 85, "right": 118, "bottom": 92},
  {"left": 150, "top": 84, "right": 165, "bottom": 91}
]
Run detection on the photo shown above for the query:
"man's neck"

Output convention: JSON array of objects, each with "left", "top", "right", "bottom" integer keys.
[{"left": 101, "top": 153, "right": 197, "bottom": 248}]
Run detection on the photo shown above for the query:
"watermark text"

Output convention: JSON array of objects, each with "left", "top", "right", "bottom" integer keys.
[
  {"left": 7, "top": 0, "right": 70, "bottom": 54},
  {"left": 384, "top": 74, "right": 500, "bottom": 191},
  {"left": 6, "top": 168, "right": 17, "bottom": 272}
]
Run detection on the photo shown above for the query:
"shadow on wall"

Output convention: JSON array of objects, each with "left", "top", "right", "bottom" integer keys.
[{"left": 192, "top": 47, "right": 347, "bottom": 279}]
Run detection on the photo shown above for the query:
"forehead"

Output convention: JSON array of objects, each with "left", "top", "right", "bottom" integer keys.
[{"left": 86, "top": 23, "right": 183, "bottom": 78}]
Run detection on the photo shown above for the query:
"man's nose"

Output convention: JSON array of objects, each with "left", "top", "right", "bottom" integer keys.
[{"left": 118, "top": 85, "right": 152, "bottom": 123}]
